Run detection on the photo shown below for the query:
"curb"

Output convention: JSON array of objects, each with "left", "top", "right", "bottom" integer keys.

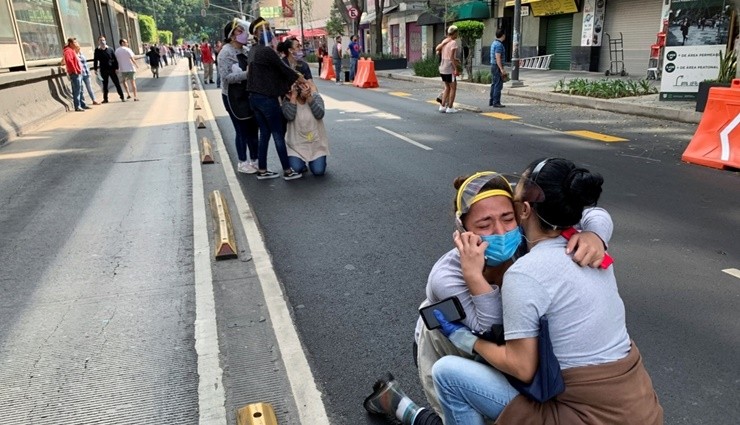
[{"left": 376, "top": 70, "right": 702, "bottom": 124}]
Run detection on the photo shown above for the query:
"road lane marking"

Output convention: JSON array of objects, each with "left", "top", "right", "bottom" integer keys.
[
  {"left": 201, "top": 76, "right": 332, "bottom": 425},
  {"left": 722, "top": 268, "right": 740, "bottom": 279},
  {"left": 389, "top": 91, "right": 412, "bottom": 97},
  {"left": 481, "top": 112, "right": 521, "bottom": 120},
  {"left": 376, "top": 126, "right": 433, "bottom": 151},
  {"left": 565, "top": 130, "right": 628, "bottom": 143}
]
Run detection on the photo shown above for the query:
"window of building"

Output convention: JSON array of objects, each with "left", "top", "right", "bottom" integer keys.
[
  {"left": 0, "top": 0, "right": 17, "bottom": 44},
  {"left": 12, "top": 0, "right": 63, "bottom": 61},
  {"left": 59, "top": 0, "right": 94, "bottom": 49}
]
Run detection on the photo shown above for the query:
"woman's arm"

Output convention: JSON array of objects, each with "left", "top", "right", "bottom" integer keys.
[
  {"left": 474, "top": 337, "right": 538, "bottom": 382},
  {"left": 218, "top": 50, "right": 247, "bottom": 85},
  {"left": 567, "top": 207, "right": 614, "bottom": 267},
  {"left": 307, "top": 93, "right": 325, "bottom": 120}
]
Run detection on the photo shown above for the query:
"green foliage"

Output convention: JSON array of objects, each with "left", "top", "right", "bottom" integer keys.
[
  {"left": 360, "top": 52, "right": 404, "bottom": 60},
  {"left": 717, "top": 49, "right": 737, "bottom": 83},
  {"left": 472, "top": 69, "right": 492, "bottom": 84},
  {"left": 455, "top": 20, "right": 484, "bottom": 81},
  {"left": 553, "top": 77, "right": 658, "bottom": 98},
  {"left": 413, "top": 56, "right": 440, "bottom": 77},
  {"left": 305, "top": 53, "right": 319, "bottom": 63},
  {"left": 326, "top": 3, "right": 345, "bottom": 37},
  {"left": 176, "top": 37, "right": 184, "bottom": 46},
  {"left": 139, "top": 14, "right": 158, "bottom": 43},
  {"left": 158, "top": 30, "right": 173, "bottom": 45}
]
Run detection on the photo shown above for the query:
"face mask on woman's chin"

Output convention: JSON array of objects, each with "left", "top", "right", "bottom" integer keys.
[{"left": 293, "top": 50, "right": 304, "bottom": 60}]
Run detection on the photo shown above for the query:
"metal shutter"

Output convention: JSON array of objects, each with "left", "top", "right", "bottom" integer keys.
[
  {"left": 546, "top": 14, "right": 574, "bottom": 70},
  {"left": 599, "top": 0, "right": 663, "bottom": 76}
]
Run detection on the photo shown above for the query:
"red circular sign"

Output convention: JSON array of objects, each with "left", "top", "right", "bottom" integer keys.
[{"left": 347, "top": 7, "right": 358, "bottom": 19}]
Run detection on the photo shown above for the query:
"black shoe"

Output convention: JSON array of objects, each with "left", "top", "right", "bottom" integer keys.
[
  {"left": 121, "top": 98, "right": 126, "bottom": 102},
  {"left": 75, "top": 108, "right": 85, "bottom": 112},
  {"left": 102, "top": 100, "right": 109, "bottom": 104},
  {"left": 493, "top": 103, "right": 506, "bottom": 108},
  {"left": 82, "top": 105, "right": 92, "bottom": 110},
  {"left": 283, "top": 169, "right": 303, "bottom": 181},
  {"left": 127, "top": 95, "right": 132, "bottom": 99},
  {"left": 436, "top": 96, "right": 443, "bottom": 105},
  {"left": 209, "top": 80, "right": 215, "bottom": 84},
  {"left": 363, "top": 373, "right": 404, "bottom": 424},
  {"left": 256, "top": 170, "right": 280, "bottom": 180}
]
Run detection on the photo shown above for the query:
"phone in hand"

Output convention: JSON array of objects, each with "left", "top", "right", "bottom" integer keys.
[{"left": 419, "top": 296, "right": 466, "bottom": 330}]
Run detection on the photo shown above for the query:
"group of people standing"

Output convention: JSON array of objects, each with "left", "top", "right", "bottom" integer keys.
[
  {"left": 328, "top": 35, "right": 362, "bottom": 84},
  {"left": 218, "top": 18, "right": 329, "bottom": 181},
  {"left": 363, "top": 160, "right": 665, "bottom": 425}
]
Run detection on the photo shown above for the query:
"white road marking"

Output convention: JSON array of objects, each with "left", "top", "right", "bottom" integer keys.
[
  {"left": 375, "top": 126, "right": 433, "bottom": 151},
  {"left": 722, "top": 268, "right": 740, "bottom": 279},
  {"left": 188, "top": 71, "right": 227, "bottom": 424},
  {"left": 200, "top": 76, "right": 332, "bottom": 424}
]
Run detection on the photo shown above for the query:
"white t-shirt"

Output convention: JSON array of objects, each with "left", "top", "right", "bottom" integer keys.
[{"left": 115, "top": 46, "right": 136, "bottom": 72}]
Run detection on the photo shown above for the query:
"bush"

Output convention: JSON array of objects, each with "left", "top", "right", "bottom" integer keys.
[
  {"left": 413, "top": 56, "right": 439, "bottom": 77},
  {"left": 305, "top": 53, "right": 319, "bottom": 63},
  {"left": 553, "top": 77, "right": 657, "bottom": 98},
  {"left": 472, "top": 70, "right": 492, "bottom": 84},
  {"left": 139, "top": 15, "right": 157, "bottom": 44}
]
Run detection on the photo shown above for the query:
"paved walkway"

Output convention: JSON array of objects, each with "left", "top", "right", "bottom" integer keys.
[{"left": 370, "top": 65, "right": 703, "bottom": 124}]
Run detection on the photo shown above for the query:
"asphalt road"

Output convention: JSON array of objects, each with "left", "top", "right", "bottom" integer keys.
[{"left": 208, "top": 76, "right": 739, "bottom": 425}]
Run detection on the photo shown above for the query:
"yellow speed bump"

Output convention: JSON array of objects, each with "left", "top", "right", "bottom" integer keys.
[
  {"left": 237, "top": 402, "right": 278, "bottom": 425},
  {"left": 196, "top": 115, "right": 206, "bottom": 128},
  {"left": 209, "top": 190, "right": 238, "bottom": 260},
  {"left": 389, "top": 91, "right": 412, "bottom": 97},
  {"left": 200, "top": 137, "right": 214, "bottom": 164},
  {"left": 565, "top": 130, "right": 628, "bottom": 143},
  {"left": 481, "top": 112, "right": 521, "bottom": 120},
  {"left": 194, "top": 100, "right": 202, "bottom": 110}
]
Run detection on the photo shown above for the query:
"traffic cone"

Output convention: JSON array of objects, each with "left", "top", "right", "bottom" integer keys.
[
  {"left": 354, "top": 58, "right": 378, "bottom": 88},
  {"left": 682, "top": 79, "right": 740, "bottom": 170},
  {"left": 320, "top": 56, "right": 335, "bottom": 81}
]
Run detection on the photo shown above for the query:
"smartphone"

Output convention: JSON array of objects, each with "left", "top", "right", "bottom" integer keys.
[{"left": 419, "top": 296, "right": 466, "bottom": 330}]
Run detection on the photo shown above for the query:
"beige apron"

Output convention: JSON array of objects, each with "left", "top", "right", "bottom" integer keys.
[{"left": 285, "top": 101, "right": 329, "bottom": 162}]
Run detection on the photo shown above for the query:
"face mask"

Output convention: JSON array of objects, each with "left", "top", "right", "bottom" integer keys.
[
  {"left": 293, "top": 50, "right": 304, "bottom": 60},
  {"left": 235, "top": 32, "right": 249, "bottom": 45},
  {"left": 480, "top": 227, "right": 522, "bottom": 266}
]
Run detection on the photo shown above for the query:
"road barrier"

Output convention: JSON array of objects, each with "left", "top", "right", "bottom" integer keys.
[
  {"left": 196, "top": 115, "right": 206, "bottom": 129},
  {"left": 193, "top": 91, "right": 199, "bottom": 98},
  {"left": 320, "top": 56, "right": 336, "bottom": 81},
  {"left": 200, "top": 137, "right": 214, "bottom": 164},
  {"left": 682, "top": 79, "right": 740, "bottom": 170},
  {"left": 352, "top": 58, "right": 379, "bottom": 88},
  {"left": 194, "top": 100, "right": 202, "bottom": 110},
  {"left": 236, "top": 402, "right": 277, "bottom": 425},
  {"left": 209, "top": 190, "right": 238, "bottom": 260}
]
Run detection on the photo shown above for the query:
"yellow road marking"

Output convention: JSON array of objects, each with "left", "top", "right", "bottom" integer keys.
[
  {"left": 722, "top": 268, "right": 740, "bottom": 279},
  {"left": 565, "top": 130, "right": 628, "bottom": 143},
  {"left": 481, "top": 112, "right": 521, "bottom": 120},
  {"left": 389, "top": 91, "right": 412, "bottom": 97}
]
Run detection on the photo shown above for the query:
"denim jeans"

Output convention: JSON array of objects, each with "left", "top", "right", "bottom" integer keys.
[
  {"left": 489, "top": 67, "right": 503, "bottom": 106},
  {"left": 350, "top": 57, "right": 358, "bottom": 81},
  {"left": 432, "top": 355, "right": 518, "bottom": 425},
  {"left": 289, "top": 155, "right": 326, "bottom": 176},
  {"left": 69, "top": 73, "right": 85, "bottom": 110},
  {"left": 249, "top": 93, "right": 290, "bottom": 171},
  {"left": 222, "top": 94, "right": 258, "bottom": 162},
  {"left": 334, "top": 58, "right": 342, "bottom": 82},
  {"left": 82, "top": 74, "right": 97, "bottom": 103}
]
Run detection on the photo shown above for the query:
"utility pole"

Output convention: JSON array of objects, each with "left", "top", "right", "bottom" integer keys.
[
  {"left": 299, "top": 0, "right": 305, "bottom": 54},
  {"left": 510, "top": 0, "right": 524, "bottom": 87}
]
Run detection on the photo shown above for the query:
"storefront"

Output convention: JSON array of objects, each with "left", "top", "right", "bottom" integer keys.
[{"left": 546, "top": 13, "right": 575, "bottom": 70}]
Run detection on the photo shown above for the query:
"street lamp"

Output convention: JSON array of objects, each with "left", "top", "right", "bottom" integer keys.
[{"left": 510, "top": 0, "right": 524, "bottom": 87}]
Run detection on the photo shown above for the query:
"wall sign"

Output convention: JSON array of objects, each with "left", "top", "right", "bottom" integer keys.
[
  {"left": 660, "top": 46, "right": 724, "bottom": 100},
  {"left": 531, "top": 0, "right": 578, "bottom": 17},
  {"left": 581, "top": 0, "right": 606, "bottom": 47}
]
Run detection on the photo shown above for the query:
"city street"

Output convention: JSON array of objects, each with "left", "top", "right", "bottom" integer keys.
[{"left": 1, "top": 63, "right": 738, "bottom": 425}]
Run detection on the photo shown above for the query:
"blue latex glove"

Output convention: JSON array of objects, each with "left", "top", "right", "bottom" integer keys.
[{"left": 433, "top": 309, "right": 479, "bottom": 355}]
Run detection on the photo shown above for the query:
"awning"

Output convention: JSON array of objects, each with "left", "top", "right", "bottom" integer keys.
[
  {"left": 449, "top": 1, "right": 490, "bottom": 21},
  {"left": 287, "top": 28, "right": 327, "bottom": 38},
  {"left": 417, "top": 10, "right": 444, "bottom": 26},
  {"left": 361, "top": 5, "right": 400, "bottom": 24}
]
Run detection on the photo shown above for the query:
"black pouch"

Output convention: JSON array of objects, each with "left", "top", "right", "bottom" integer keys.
[{"left": 227, "top": 52, "right": 253, "bottom": 120}]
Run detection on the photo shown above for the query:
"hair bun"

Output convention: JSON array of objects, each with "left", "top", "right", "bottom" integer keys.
[{"left": 564, "top": 168, "right": 603, "bottom": 207}]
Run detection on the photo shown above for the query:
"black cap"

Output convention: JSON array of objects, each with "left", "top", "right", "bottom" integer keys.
[{"left": 249, "top": 17, "right": 266, "bottom": 35}]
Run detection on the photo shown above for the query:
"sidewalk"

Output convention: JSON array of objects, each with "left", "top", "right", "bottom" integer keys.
[{"left": 372, "top": 65, "right": 703, "bottom": 124}]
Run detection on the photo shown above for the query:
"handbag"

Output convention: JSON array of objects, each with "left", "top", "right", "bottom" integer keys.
[
  {"left": 227, "top": 52, "right": 253, "bottom": 120},
  {"left": 505, "top": 316, "right": 565, "bottom": 403}
]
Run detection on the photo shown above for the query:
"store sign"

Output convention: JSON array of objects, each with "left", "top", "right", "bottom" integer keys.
[
  {"left": 581, "top": 0, "right": 606, "bottom": 47},
  {"left": 660, "top": 46, "right": 724, "bottom": 100},
  {"left": 260, "top": 6, "right": 283, "bottom": 19},
  {"left": 531, "top": 0, "right": 578, "bottom": 17}
]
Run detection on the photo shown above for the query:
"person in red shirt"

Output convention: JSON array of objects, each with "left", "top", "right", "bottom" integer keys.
[
  {"left": 200, "top": 38, "right": 215, "bottom": 84},
  {"left": 63, "top": 37, "right": 88, "bottom": 111}
]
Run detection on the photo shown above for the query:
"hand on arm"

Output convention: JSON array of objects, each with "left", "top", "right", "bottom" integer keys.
[{"left": 566, "top": 231, "right": 606, "bottom": 268}]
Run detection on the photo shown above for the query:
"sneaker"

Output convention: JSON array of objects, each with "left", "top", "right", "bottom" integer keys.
[
  {"left": 335, "top": 81, "right": 342, "bottom": 85},
  {"left": 438, "top": 105, "right": 446, "bottom": 112},
  {"left": 127, "top": 95, "right": 132, "bottom": 99},
  {"left": 446, "top": 107, "right": 458, "bottom": 114},
  {"left": 363, "top": 373, "right": 404, "bottom": 423},
  {"left": 237, "top": 161, "right": 258, "bottom": 174},
  {"left": 256, "top": 170, "right": 280, "bottom": 180},
  {"left": 283, "top": 169, "right": 303, "bottom": 180}
]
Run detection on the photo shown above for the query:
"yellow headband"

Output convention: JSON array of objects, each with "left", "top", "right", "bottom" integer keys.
[
  {"left": 455, "top": 171, "right": 513, "bottom": 216},
  {"left": 253, "top": 20, "right": 269, "bottom": 32}
]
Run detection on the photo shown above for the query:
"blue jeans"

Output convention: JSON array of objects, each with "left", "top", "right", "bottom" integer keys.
[
  {"left": 350, "top": 57, "right": 358, "bottom": 80},
  {"left": 490, "top": 67, "right": 503, "bottom": 106},
  {"left": 222, "top": 94, "right": 258, "bottom": 162},
  {"left": 289, "top": 155, "right": 326, "bottom": 176},
  {"left": 69, "top": 73, "right": 85, "bottom": 110},
  {"left": 334, "top": 58, "right": 342, "bottom": 82},
  {"left": 433, "top": 356, "right": 518, "bottom": 425},
  {"left": 249, "top": 93, "right": 290, "bottom": 171},
  {"left": 82, "top": 74, "right": 97, "bottom": 103}
]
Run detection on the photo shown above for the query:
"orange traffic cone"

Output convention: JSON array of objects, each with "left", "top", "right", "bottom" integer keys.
[
  {"left": 320, "top": 56, "right": 335, "bottom": 81},
  {"left": 682, "top": 78, "right": 740, "bottom": 170},
  {"left": 353, "top": 58, "right": 379, "bottom": 88}
]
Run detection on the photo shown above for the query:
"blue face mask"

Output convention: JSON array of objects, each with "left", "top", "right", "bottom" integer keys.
[
  {"left": 260, "top": 30, "right": 274, "bottom": 46},
  {"left": 480, "top": 227, "right": 522, "bottom": 266}
]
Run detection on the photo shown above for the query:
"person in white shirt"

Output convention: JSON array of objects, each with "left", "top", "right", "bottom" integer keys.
[{"left": 114, "top": 39, "right": 139, "bottom": 101}]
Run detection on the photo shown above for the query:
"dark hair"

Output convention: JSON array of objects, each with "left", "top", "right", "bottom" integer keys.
[
  {"left": 496, "top": 28, "right": 505, "bottom": 39},
  {"left": 525, "top": 158, "right": 603, "bottom": 230},
  {"left": 277, "top": 37, "right": 298, "bottom": 55},
  {"left": 223, "top": 22, "right": 233, "bottom": 41}
]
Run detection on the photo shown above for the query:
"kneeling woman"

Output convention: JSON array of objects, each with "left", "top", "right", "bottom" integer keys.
[
  {"left": 281, "top": 82, "right": 329, "bottom": 176},
  {"left": 432, "top": 158, "right": 664, "bottom": 425}
]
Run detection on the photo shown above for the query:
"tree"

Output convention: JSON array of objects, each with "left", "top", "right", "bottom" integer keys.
[
  {"left": 326, "top": 3, "right": 345, "bottom": 37},
  {"left": 158, "top": 30, "right": 173, "bottom": 45},
  {"left": 373, "top": 0, "right": 386, "bottom": 54},
  {"left": 333, "top": 0, "right": 363, "bottom": 38},
  {"left": 139, "top": 15, "right": 158, "bottom": 43},
  {"left": 455, "top": 20, "right": 484, "bottom": 81}
]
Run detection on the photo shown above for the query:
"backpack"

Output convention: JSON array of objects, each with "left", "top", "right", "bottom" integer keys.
[{"left": 227, "top": 52, "right": 253, "bottom": 120}]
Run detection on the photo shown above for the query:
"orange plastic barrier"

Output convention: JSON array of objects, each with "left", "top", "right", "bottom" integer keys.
[
  {"left": 320, "top": 56, "right": 335, "bottom": 81},
  {"left": 682, "top": 78, "right": 740, "bottom": 170},
  {"left": 352, "top": 58, "right": 379, "bottom": 88}
]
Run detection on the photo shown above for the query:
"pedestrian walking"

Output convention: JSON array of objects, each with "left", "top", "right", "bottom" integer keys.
[
  {"left": 63, "top": 37, "right": 88, "bottom": 112},
  {"left": 214, "top": 40, "right": 223, "bottom": 88},
  {"left": 93, "top": 35, "right": 125, "bottom": 103},
  {"left": 246, "top": 17, "right": 307, "bottom": 180},
  {"left": 160, "top": 44, "right": 169, "bottom": 66},
  {"left": 489, "top": 28, "right": 507, "bottom": 108},
  {"left": 145, "top": 46, "right": 161, "bottom": 78},
  {"left": 184, "top": 45, "right": 193, "bottom": 70},
  {"left": 219, "top": 19, "right": 259, "bottom": 174},
  {"left": 282, "top": 82, "right": 329, "bottom": 176},
  {"left": 348, "top": 35, "right": 361, "bottom": 81},
  {"left": 331, "top": 36, "right": 343, "bottom": 84},
  {"left": 317, "top": 44, "right": 325, "bottom": 76},
  {"left": 75, "top": 43, "right": 100, "bottom": 105},
  {"left": 681, "top": 18, "right": 690, "bottom": 45},
  {"left": 115, "top": 39, "right": 139, "bottom": 101},
  {"left": 436, "top": 26, "right": 460, "bottom": 113},
  {"left": 201, "top": 38, "right": 215, "bottom": 83}
]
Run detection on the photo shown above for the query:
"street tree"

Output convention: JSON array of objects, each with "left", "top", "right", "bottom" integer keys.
[
  {"left": 138, "top": 15, "right": 158, "bottom": 44},
  {"left": 455, "top": 20, "right": 484, "bottom": 81},
  {"left": 372, "top": 0, "right": 387, "bottom": 54},
  {"left": 326, "top": 3, "right": 345, "bottom": 37},
  {"left": 332, "top": 0, "right": 363, "bottom": 38}
]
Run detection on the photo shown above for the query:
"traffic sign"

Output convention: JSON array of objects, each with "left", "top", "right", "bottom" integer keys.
[{"left": 347, "top": 7, "right": 358, "bottom": 19}]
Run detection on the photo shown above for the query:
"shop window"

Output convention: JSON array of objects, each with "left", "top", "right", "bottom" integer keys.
[
  {"left": 59, "top": 0, "right": 94, "bottom": 49},
  {"left": 0, "top": 0, "right": 17, "bottom": 44},
  {"left": 12, "top": 0, "right": 63, "bottom": 61}
]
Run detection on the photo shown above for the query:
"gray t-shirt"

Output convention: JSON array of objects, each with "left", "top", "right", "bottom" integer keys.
[{"left": 503, "top": 237, "right": 631, "bottom": 369}]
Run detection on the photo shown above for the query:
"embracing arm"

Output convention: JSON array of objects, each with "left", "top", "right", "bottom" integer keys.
[
  {"left": 567, "top": 207, "right": 614, "bottom": 267},
  {"left": 475, "top": 337, "right": 538, "bottom": 382}
]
